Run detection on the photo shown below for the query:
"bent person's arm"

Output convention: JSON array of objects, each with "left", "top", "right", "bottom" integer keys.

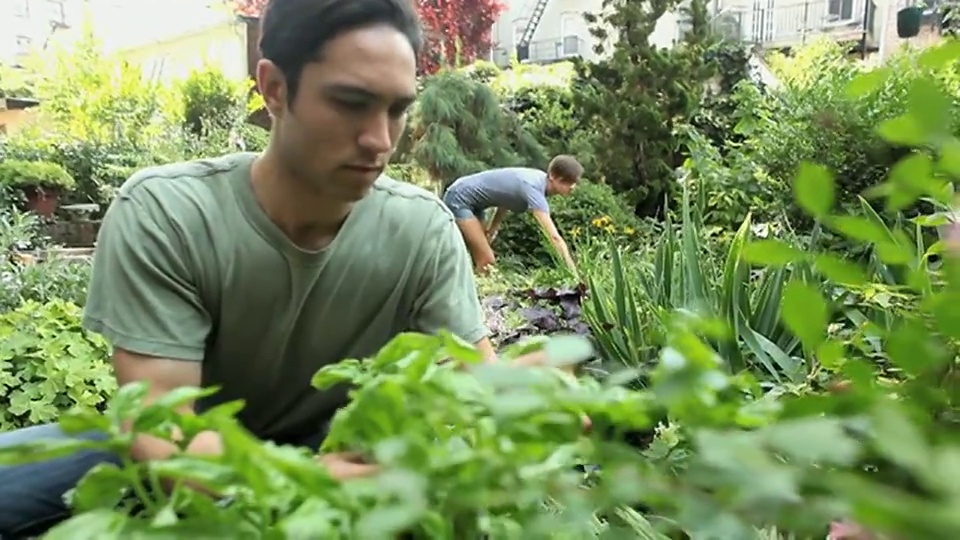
[
  {"left": 486, "top": 207, "right": 508, "bottom": 241},
  {"left": 83, "top": 191, "right": 221, "bottom": 462},
  {"left": 531, "top": 210, "right": 576, "bottom": 274}
]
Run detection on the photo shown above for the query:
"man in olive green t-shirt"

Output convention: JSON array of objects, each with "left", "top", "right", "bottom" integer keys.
[
  {"left": 0, "top": 1, "right": 565, "bottom": 535},
  {"left": 84, "top": 151, "right": 489, "bottom": 441}
]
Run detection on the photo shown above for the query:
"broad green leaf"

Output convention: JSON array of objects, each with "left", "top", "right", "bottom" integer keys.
[
  {"left": 816, "top": 340, "right": 845, "bottom": 370},
  {"left": 763, "top": 417, "right": 860, "bottom": 464},
  {"left": 793, "top": 162, "right": 835, "bottom": 218},
  {"left": 918, "top": 39, "right": 960, "bottom": 69},
  {"left": 907, "top": 78, "right": 951, "bottom": 137},
  {"left": 741, "top": 239, "right": 807, "bottom": 266},
  {"left": 43, "top": 509, "right": 131, "bottom": 539},
  {"left": 544, "top": 334, "right": 595, "bottom": 367},
  {"left": 845, "top": 67, "right": 890, "bottom": 98},
  {"left": 887, "top": 153, "right": 938, "bottom": 211},
  {"left": 781, "top": 280, "right": 828, "bottom": 350},
  {"left": 813, "top": 253, "right": 868, "bottom": 285},
  {"left": 886, "top": 320, "right": 947, "bottom": 375},
  {"left": 877, "top": 114, "right": 925, "bottom": 146},
  {"left": 938, "top": 137, "right": 960, "bottom": 177},
  {"left": 871, "top": 400, "right": 929, "bottom": 477}
]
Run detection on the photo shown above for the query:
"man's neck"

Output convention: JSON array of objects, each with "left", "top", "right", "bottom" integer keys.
[{"left": 250, "top": 152, "right": 352, "bottom": 251}]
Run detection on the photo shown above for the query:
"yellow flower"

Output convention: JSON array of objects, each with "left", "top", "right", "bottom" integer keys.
[
  {"left": 591, "top": 215, "right": 612, "bottom": 228},
  {"left": 604, "top": 225, "right": 615, "bottom": 234},
  {"left": 623, "top": 227, "right": 635, "bottom": 235},
  {"left": 570, "top": 226, "right": 582, "bottom": 237}
]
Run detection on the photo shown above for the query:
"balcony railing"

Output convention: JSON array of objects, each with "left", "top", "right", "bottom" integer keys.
[
  {"left": 711, "top": 0, "right": 875, "bottom": 48},
  {"left": 491, "top": 35, "right": 585, "bottom": 67}
]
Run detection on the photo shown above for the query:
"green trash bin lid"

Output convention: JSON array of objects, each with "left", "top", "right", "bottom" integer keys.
[{"left": 897, "top": 6, "right": 923, "bottom": 38}]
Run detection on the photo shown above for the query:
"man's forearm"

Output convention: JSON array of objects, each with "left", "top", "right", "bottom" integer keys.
[{"left": 487, "top": 208, "right": 507, "bottom": 237}]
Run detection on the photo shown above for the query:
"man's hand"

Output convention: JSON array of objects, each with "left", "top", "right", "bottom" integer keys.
[{"left": 316, "top": 451, "right": 379, "bottom": 481}]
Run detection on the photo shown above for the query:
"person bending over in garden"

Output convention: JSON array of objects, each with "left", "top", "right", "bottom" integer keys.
[
  {"left": 442, "top": 156, "right": 583, "bottom": 275},
  {"left": 0, "top": 0, "right": 569, "bottom": 536}
]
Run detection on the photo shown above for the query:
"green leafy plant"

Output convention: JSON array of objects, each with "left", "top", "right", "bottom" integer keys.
[
  {"left": 0, "top": 299, "right": 115, "bottom": 430},
  {"left": 0, "top": 159, "right": 76, "bottom": 191}
]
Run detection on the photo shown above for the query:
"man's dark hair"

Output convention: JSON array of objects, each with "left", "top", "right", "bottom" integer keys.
[
  {"left": 548, "top": 155, "right": 584, "bottom": 182},
  {"left": 258, "top": 0, "right": 423, "bottom": 104}
]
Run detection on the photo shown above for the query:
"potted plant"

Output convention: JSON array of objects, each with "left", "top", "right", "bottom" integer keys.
[{"left": 0, "top": 159, "right": 76, "bottom": 218}]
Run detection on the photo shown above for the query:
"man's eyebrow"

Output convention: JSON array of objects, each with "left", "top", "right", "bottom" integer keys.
[{"left": 322, "top": 84, "right": 416, "bottom": 104}]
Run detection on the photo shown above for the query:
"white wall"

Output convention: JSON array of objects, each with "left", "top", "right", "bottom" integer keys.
[{"left": 490, "top": 0, "right": 683, "bottom": 65}]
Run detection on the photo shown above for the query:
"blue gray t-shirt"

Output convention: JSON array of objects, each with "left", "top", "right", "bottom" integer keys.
[{"left": 444, "top": 167, "right": 550, "bottom": 214}]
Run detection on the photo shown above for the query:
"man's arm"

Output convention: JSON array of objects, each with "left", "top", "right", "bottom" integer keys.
[
  {"left": 410, "top": 212, "right": 494, "bottom": 362},
  {"left": 83, "top": 192, "right": 221, "bottom": 462},
  {"left": 86, "top": 189, "right": 375, "bottom": 479},
  {"left": 531, "top": 210, "right": 577, "bottom": 273},
  {"left": 485, "top": 207, "right": 509, "bottom": 242}
]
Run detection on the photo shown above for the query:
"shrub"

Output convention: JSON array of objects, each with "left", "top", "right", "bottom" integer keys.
[
  {"left": 496, "top": 180, "right": 642, "bottom": 267},
  {"left": 0, "top": 159, "right": 75, "bottom": 191},
  {"left": 0, "top": 299, "right": 116, "bottom": 431},
  {"left": 178, "top": 66, "right": 251, "bottom": 136}
]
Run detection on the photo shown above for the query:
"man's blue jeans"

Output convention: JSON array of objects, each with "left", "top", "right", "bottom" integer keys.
[
  {"left": 0, "top": 424, "right": 119, "bottom": 538},
  {"left": 0, "top": 423, "right": 329, "bottom": 538}
]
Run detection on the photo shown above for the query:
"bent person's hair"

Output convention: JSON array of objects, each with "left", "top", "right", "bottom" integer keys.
[{"left": 548, "top": 155, "right": 584, "bottom": 182}]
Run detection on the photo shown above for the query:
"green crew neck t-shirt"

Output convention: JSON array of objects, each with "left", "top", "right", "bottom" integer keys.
[{"left": 82, "top": 152, "right": 487, "bottom": 442}]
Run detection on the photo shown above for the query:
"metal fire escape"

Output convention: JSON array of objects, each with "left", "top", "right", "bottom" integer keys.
[{"left": 515, "top": 0, "right": 550, "bottom": 62}]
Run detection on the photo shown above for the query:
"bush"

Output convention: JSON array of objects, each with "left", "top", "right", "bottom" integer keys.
[
  {"left": 735, "top": 40, "right": 960, "bottom": 225},
  {"left": 0, "top": 159, "right": 75, "bottom": 191},
  {"left": 0, "top": 299, "right": 115, "bottom": 431},
  {"left": 496, "top": 180, "right": 641, "bottom": 267}
]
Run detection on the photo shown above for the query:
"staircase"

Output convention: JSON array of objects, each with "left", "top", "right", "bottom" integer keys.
[{"left": 516, "top": 0, "right": 550, "bottom": 61}]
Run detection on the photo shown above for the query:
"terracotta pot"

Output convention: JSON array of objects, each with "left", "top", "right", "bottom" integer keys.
[{"left": 22, "top": 185, "right": 62, "bottom": 218}]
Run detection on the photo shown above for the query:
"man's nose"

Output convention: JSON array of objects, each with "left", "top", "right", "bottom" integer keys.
[{"left": 358, "top": 115, "right": 393, "bottom": 154}]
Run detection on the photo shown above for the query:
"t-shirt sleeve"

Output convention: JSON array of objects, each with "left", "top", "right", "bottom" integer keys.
[
  {"left": 410, "top": 212, "right": 488, "bottom": 344},
  {"left": 83, "top": 193, "right": 211, "bottom": 361},
  {"left": 523, "top": 183, "right": 550, "bottom": 213}
]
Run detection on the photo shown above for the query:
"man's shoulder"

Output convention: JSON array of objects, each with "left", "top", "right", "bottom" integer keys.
[
  {"left": 368, "top": 175, "right": 454, "bottom": 225},
  {"left": 118, "top": 153, "right": 254, "bottom": 204}
]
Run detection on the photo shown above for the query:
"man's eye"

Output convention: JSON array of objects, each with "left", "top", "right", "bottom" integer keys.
[
  {"left": 337, "top": 99, "right": 367, "bottom": 111},
  {"left": 388, "top": 105, "right": 408, "bottom": 119}
]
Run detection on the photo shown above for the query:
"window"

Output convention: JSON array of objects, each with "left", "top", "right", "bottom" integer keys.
[
  {"left": 828, "top": 0, "right": 855, "bottom": 21},
  {"left": 15, "top": 35, "right": 32, "bottom": 56},
  {"left": 47, "top": 0, "right": 67, "bottom": 26},
  {"left": 12, "top": 0, "right": 30, "bottom": 18}
]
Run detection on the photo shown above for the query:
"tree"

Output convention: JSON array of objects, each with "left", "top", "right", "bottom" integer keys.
[
  {"left": 573, "top": 0, "right": 718, "bottom": 218},
  {"left": 415, "top": 0, "right": 506, "bottom": 75},
  {"left": 226, "top": 0, "right": 506, "bottom": 75},
  {"left": 398, "top": 70, "right": 546, "bottom": 188}
]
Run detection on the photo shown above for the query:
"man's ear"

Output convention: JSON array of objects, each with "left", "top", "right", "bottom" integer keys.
[{"left": 256, "top": 59, "right": 288, "bottom": 120}]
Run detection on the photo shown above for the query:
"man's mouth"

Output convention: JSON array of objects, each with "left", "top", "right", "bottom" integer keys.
[{"left": 344, "top": 164, "right": 382, "bottom": 173}]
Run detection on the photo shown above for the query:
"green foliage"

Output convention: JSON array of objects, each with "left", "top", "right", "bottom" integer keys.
[
  {"left": 734, "top": 39, "right": 960, "bottom": 226},
  {"left": 0, "top": 299, "right": 115, "bottom": 431},
  {"left": 574, "top": 0, "right": 718, "bottom": 216},
  {"left": 0, "top": 20, "right": 268, "bottom": 210},
  {"left": 483, "top": 62, "right": 599, "bottom": 173},
  {"left": 400, "top": 69, "right": 547, "bottom": 190},
  {"left": 178, "top": 66, "right": 253, "bottom": 136},
  {"left": 496, "top": 181, "right": 642, "bottom": 267},
  {"left": 0, "top": 159, "right": 76, "bottom": 190}
]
